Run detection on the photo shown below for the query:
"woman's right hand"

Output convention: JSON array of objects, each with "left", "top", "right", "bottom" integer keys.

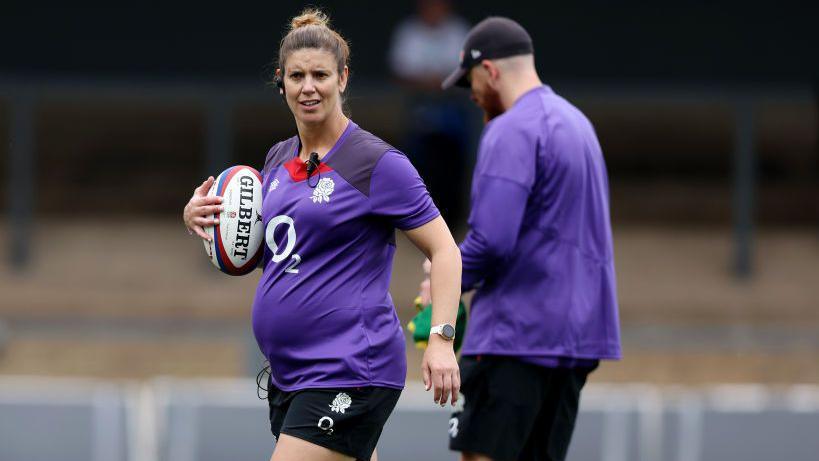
[{"left": 183, "top": 176, "right": 224, "bottom": 241}]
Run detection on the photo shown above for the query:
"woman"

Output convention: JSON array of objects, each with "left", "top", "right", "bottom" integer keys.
[{"left": 183, "top": 9, "right": 461, "bottom": 461}]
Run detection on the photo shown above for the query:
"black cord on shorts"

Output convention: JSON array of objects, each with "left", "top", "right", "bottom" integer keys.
[{"left": 256, "top": 362, "right": 271, "bottom": 400}]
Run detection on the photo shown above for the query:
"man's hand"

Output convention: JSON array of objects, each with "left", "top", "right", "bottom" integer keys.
[{"left": 421, "top": 335, "right": 460, "bottom": 407}]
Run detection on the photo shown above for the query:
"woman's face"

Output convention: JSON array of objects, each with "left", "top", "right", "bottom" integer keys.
[{"left": 281, "top": 48, "right": 348, "bottom": 125}]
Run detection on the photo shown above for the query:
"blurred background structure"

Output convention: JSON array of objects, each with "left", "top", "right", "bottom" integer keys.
[{"left": 1, "top": 2, "right": 818, "bottom": 460}]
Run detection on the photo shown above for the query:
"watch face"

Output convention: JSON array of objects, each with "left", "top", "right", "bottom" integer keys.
[{"left": 442, "top": 324, "right": 456, "bottom": 339}]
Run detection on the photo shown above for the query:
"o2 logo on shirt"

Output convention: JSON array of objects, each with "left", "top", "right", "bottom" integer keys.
[{"left": 265, "top": 214, "right": 300, "bottom": 274}]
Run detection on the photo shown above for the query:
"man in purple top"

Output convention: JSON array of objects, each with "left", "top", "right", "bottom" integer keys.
[{"left": 438, "top": 17, "right": 622, "bottom": 461}]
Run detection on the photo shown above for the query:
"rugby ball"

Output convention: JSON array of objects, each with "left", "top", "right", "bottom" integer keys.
[{"left": 204, "top": 165, "right": 265, "bottom": 276}]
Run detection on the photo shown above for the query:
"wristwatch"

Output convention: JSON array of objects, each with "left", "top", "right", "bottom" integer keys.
[{"left": 429, "top": 323, "right": 456, "bottom": 341}]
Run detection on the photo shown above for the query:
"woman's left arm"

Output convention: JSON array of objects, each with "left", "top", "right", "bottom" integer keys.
[{"left": 404, "top": 215, "right": 462, "bottom": 407}]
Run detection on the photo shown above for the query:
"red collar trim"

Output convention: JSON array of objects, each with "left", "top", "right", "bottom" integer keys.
[{"left": 283, "top": 156, "right": 334, "bottom": 182}]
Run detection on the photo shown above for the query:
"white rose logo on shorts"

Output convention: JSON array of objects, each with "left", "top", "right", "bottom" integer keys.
[
  {"left": 311, "top": 177, "right": 335, "bottom": 203},
  {"left": 329, "top": 392, "right": 352, "bottom": 414}
]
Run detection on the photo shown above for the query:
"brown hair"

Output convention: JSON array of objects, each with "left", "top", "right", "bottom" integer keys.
[{"left": 278, "top": 9, "right": 350, "bottom": 76}]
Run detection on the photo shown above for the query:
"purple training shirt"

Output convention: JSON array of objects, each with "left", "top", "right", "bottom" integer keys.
[
  {"left": 252, "top": 121, "right": 440, "bottom": 391},
  {"left": 459, "top": 85, "right": 621, "bottom": 364}
]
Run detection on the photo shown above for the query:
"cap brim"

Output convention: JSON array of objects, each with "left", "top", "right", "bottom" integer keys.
[{"left": 441, "top": 67, "right": 469, "bottom": 90}]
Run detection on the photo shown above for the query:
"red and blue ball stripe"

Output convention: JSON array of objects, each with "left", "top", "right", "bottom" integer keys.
[{"left": 212, "top": 165, "right": 263, "bottom": 276}]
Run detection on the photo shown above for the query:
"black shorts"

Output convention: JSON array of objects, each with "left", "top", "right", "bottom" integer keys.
[
  {"left": 449, "top": 355, "right": 597, "bottom": 461},
  {"left": 266, "top": 383, "right": 401, "bottom": 461}
]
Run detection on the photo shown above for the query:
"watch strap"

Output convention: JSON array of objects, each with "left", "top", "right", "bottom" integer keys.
[{"left": 430, "top": 323, "right": 455, "bottom": 340}]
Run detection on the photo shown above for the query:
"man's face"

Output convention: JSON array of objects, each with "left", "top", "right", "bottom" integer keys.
[{"left": 467, "top": 64, "right": 504, "bottom": 122}]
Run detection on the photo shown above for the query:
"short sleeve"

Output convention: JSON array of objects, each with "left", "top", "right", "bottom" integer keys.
[
  {"left": 369, "top": 150, "right": 440, "bottom": 230},
  {"left": 477, "top": 121, "right": 537, "bottom": 189}
]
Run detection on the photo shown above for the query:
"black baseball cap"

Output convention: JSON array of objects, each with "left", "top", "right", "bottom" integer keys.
[{"left": 441, "top": 16, "right": 534, "bottom": 90}]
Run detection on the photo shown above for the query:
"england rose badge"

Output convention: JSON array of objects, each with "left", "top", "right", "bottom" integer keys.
[{"left": 311, "top": 177, "right": 335, "bottom": 203}]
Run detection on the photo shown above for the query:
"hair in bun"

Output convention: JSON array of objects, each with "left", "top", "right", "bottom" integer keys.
[
  {"left": 290, "top": 9, "right": 329, "bottom": 30},
  {"left": 279, "top": 8, "right": 350, "bottom": 75}
]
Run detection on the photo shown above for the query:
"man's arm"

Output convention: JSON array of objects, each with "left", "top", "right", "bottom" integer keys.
[{"left": 459, "top": 174, "right": 531, "bottom": 291}]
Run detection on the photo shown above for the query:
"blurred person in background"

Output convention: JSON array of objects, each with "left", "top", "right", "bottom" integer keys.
[
  {"left": 435, "top": 17, "right": 622, "bottom": 461},
  {"left": 183, "top": 9, "right": 461, "bottom": 461},
  {"left": 388, "top": 0, "right": 471, "bottom": 224}
]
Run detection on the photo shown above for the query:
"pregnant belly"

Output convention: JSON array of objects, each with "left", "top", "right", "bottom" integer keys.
[{"left": 252, "top": 301, "right": 369, "bottom": 386}]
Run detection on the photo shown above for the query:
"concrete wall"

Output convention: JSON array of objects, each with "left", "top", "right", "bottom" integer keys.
[{"left": 2, "top": 377, "right": 819, "bottom": 461}]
